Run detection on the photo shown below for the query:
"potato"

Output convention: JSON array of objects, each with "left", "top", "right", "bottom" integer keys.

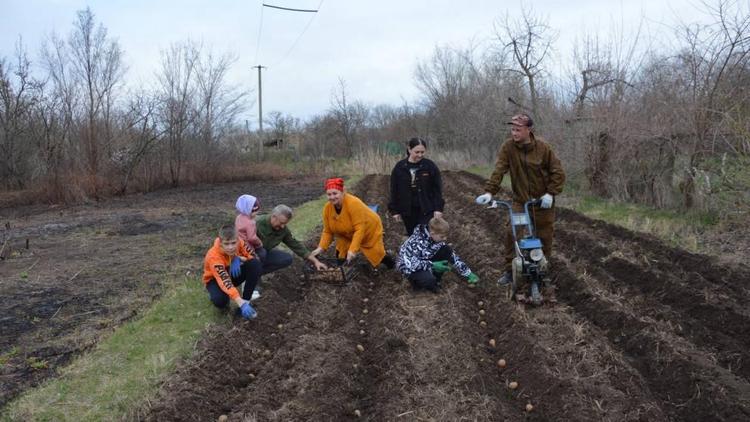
[
  {"left": 363, "top": 298, "right": 369, "bottom": 303},
  {"left": 286, "top": 311, "right": 292, "bottom": 317},
  {"left": 218, "top": 415, "right": 228, "bottom": 422},
  {"left": 489, "top": 339, "right": 496, "bottom": 347},
  {"left": 362, "top": 309, "right": 369, "bottom": 314},
  {"left": 525, "top": 403, "right": 534, "bottom": 412},
  {"left": 356, "top": 344, "right": 365, "bottom": 352},
  {"left": 497, "top": 359, "right": 507, "bottom": 368},
  {"left": 479, "top": 309, "right": 485, "bottom": 316},
  {"left": 478, "top": 301, "right": 484, "bottom": 307},
  {"left": 479, "top": 321, "right": 487, "bottom": 327},
  {"left": 359, "top": 319, "right": 365, "bottom": 324},
  {"left": 509, "top": 381, "right": 518, "bottom": 390},
  {"left": 360, "top": 329, "right": 366, "bottom": 335},
  {"left": 354, "top": 409, "right": 362, "bottom": 417},
  {"left": 277, "top": 324, "right": 284, "bottom": 330}
]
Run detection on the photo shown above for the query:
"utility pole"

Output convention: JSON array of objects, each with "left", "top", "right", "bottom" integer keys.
[
  {"left": 253, "top": 65, "right": 266, "bottom": 132},
  {"left": 252, "top": 65, "right": 266, "bottom": 158}
]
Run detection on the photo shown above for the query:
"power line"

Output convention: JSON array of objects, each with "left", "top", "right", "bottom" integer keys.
[
  {"left": 253, "top": 1, "right": 265, "bottom": 64},
  {"left": 262, "top": 3, "right": 319, "bottom": 13},
  {"left": 271, "top": 0, "right": 324, "bottom": 67}
]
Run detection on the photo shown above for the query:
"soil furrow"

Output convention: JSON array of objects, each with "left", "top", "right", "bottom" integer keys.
[
  {"left": 556, "top": 223, "right": 750, "bottom": 381},
  {"left": 129, "top": 171, "right": 750, "bottom": 421}
]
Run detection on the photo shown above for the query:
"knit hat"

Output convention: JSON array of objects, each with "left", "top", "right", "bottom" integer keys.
[
  {"left": 325, "top": 178, "right": 344, "bottom": 192},
  {"left": 236, "top": 194, "right": 260, "bottom": 215}
]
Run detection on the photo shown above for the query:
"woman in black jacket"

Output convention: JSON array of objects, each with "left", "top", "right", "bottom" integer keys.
[{"left": 388, "top": 138, "right": 445, "bottom": 235}]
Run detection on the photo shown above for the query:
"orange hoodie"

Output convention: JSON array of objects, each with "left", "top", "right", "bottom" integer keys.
[{"left": 202, "top": 237, "right": 252, "bottom": 300}]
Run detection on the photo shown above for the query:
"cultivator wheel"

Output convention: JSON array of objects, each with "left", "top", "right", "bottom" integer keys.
[
  {"left": 506, "top": 278, "right": 518, "bottom": 302},
  {"left": 530, "top": 281, "right": 542, "bottom": 306}
]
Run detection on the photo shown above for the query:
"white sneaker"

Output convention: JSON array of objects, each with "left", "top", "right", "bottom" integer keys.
[{"left": 251, "top": 290, "right": 261, "bottom": 301}]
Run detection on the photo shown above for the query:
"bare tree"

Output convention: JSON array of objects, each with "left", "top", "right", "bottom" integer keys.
[
  {"left": 68, "top": 7, "right": 125, "bottom": 194},
  {"left": 265, "top": 110, "right": 300, "bottom": 142},
  {"left": 330, "top": 78, "right": 368, "bottom": 157},
  {"left": 0, "top": 40, "right": 42, "bottom": 189},
  {"left": 113, "top": 90, "right": 162, "bottom": 193},
  {"left": 156, "top": 40, "right": 199, "bottom": 186},
  {"left": 194, "top": 50, "right": 248, "bottom": 151},
  {"left": 566, "top": 21, "right": 643, "bottom": 198},
  {"left": 668, "top": 0, "right": 750, "bottom": 207},
  {"left": 493, "top": 7, "right": 555, "bottom": 122}
]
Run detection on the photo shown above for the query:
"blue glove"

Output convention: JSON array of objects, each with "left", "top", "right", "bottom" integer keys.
[
  {"left": 240, "top": 302, "right": 257, "bottom": 320},
  {"left": 230, "top": 257, "right": 242, "bottom": 279}
]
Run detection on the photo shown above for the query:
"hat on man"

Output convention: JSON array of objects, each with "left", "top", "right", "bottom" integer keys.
[{"left": 507, "top": 113, "right": 533, "bottom": 127}]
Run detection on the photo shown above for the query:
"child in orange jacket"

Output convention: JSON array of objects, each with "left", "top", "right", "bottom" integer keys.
[{"left": 202, "top": 224, "right": 262, "bottom": 319}]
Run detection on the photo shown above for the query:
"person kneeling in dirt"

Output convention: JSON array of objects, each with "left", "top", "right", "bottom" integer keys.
[
  {"left": 255, "top": 204, "right": 325, "bottom": 276},
  {"left": 309, "top": 178, "right": 395, "bottom": 271},
  {"left": 397, "top": 216, "right": 479, "bottom": 292},
  {"left": 202, "top": 224, "right": 262, "bottom": 319}
]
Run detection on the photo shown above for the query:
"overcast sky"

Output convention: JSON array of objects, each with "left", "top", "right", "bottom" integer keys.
[{"left": 1, "top": 0, "right": 715, "bottom": 126}]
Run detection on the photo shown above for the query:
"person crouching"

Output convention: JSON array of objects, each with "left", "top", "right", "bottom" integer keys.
[
  {"left": 397, "top": 216, "right": 479, "bottom": 292},
  {"left": 202, "top": 224, "right": 263, "bottom": 319}
]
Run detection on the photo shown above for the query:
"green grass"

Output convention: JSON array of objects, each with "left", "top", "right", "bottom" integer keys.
[
  {"left": 0, "top": 347, "right": 19, "bottom": 367},
  {"left": 2, "top": 278, "right": 225, "bottom": 421},
  {"left": 565, "top": 195, "right": 717, "bottom": 252},
  {"left": 1, "top": 185, "right": 342, "bottom": 421}
]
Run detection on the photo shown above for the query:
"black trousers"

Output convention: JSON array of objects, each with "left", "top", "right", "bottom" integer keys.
[
  {"left": 407, "top": 245, "right": 453, "bottom": 292},
  {"left": 206, "top": 258, "right": 262, "bottom": 308},
  {"left": 402, "top": 206, "right": 433, "bottom": 235}
]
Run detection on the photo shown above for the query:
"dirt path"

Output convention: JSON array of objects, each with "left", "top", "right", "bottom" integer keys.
[
  {"left": 143, "top": 172, "right": 750, "bottom": 421},
  {"left": 0, "top": 177, "right": 323, "bottom": 407}
]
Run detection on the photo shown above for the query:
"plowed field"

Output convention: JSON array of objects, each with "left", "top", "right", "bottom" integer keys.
[
  {"left": 0, "top": 177, "right": 323, "bottom": 407},
  {"left": 144, "top": 172, "right": 750, "bottom": 422}
]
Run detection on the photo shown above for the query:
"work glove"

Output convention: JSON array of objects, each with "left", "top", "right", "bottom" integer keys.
[
  {"left": 540, "top": 193, "right": 554, "bottom": 209},
  {"left": 475, "top": 193, "right": 492, "bottom": 205},
  {"left": 240, "top": 302, "right": 257, "bottom": 320},
  {"left": 431, "top": 260, "right": 452, "bottom": 274},
  {"left": 466, "top": 272, "right": 480, "bottom": 284},
  {"left": 230, "top": 256, "right": 242, "bottom": 279}
]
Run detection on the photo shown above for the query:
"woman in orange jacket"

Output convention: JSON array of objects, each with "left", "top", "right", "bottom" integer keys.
[{"left": 309, "top": 178, "right": 394, "bottom": 269}]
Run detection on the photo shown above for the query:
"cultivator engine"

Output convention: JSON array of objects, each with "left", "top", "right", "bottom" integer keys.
[{"left": 302, "top": 257, "right": 360, "bottom": 284}]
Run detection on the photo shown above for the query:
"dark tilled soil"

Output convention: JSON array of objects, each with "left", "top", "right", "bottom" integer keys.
[
  {"left": 143, "top": 172, "right": 750, "bottom": 422},
  {"left": 0, "top": 177, "right": 323, "bottom": 407}
]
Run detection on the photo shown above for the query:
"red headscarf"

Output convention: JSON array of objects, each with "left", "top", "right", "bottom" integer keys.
[{"left": 325, "top": 177, "right": 344, "bottom": 192}]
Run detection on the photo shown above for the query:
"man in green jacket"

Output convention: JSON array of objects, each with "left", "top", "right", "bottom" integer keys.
[
  {"left": 255, "top": 204, "right": 324, "bottom": 276},
  {"left": 476, "top": 113, "right": 566, "bottom": 296}
]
